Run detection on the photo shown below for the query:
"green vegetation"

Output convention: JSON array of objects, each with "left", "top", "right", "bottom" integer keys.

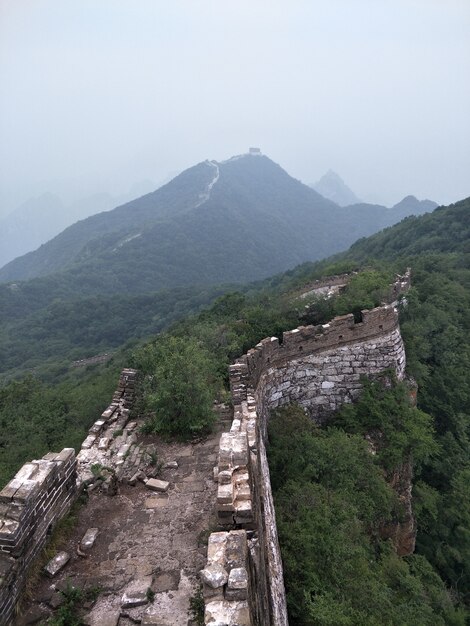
[
  {"left": 0, "top": 284, "right": 229, "bottom": 383},
  {"left": 0, "top": 154, "right": 432, "bottom": 291},
  {"left": 134, "top": 336, "right": 217, "bottom": 439},
  {"left": 0, "top": 362, "right": 119, "bottom": 487},
  {"left": 48, "top": 580, "right": 101, "bottom": 626},
  {"left": 266, "top": 197, "right": 470, "bottom": 621},
  {"left": 333, "top": 375, "right": 437, "bottom": 471},
  {"left": 299, "top": 269, "right": 392, "bottom": 325},
  {"left": 0, "top": 190, "right": 468, "bottom": 621},
  {"left": 339, "top": 198, "right": 470, "bottom": 609},
  {"left": 0, "top": 155, "right": 435, "bottom": 384},
  {"left": 188, "top": 585, "right": 205, "bottom": 626},
  {"left": 345, "top": 198, "right": 470, "bottom": 261},
  {"left": 268, "top": 405, "right": 465, "bottom": 625}
]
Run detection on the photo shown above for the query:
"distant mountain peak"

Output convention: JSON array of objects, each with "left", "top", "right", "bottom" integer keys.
[
  {"left": 312, "top": 170, "right": 361, "bottom": 207},
  {"left": 392, "top": 195, "right": 438, "bottom": 213}
]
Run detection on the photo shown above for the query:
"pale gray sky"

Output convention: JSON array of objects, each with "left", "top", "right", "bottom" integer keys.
[{"left": 1, "top": 0, "right": 469, "bottom": 214}]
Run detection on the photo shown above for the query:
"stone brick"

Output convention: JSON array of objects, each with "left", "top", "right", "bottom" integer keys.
[
  {"left": 226, "top": 567, "right": 248, "bottom": 601},
  {"left": 80, "top": 528, "right": 99, "bottom": 551},
  {"left": 200, "top": 563, "right": 229, "bottom": 589},
  {"left": 44, "top": 551, "right": 70, "bottom": 577},
  {"left": 145, "top": 478, "right": 169, "bottom": 493}
]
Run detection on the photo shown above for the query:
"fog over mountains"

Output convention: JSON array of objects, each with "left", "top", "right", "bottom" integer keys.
[
  {"left": 0, "top": 153, "right": 437, "bottom": 293},
  {"left": 0, "top": 181, "right": 158, "bottom": 268},
  {"left": 312, "top": 170, "right": 362, "bottom": 206}
]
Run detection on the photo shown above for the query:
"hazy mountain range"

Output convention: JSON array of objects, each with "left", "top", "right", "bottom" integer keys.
[
  {"left": 0, "top": 180, "right": 157, "bottom": 268},
  {"left": 0, "top": 153, "right": 437, "bottom": 293},
  {"left": 311, "top": 169, "right": 362, "bottom": 206}
]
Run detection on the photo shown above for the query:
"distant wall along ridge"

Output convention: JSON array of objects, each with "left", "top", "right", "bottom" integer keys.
[{"left": 0, "top": 272, "right": 410, "bottom": 625}]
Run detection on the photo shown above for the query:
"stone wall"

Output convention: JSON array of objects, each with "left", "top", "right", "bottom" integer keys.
[
  {"left": 204, "top": 270, "right": 410, "bottom": 625},
  {"left": 201, "top": 530, "right": 252, "bottom": 625},
  {"left": 0, "top": 368, "right": 137, "bottom": 625},
  {"left": 0, "top": 449, "right": 77, "bottom": 624},
  {"left": 297, "top": 271, "right": 352, "bottom": 300},
  {"left": 76, "top": 368, "right": 138, "bottom": 485},
  {"left": 256, "top": 310, "right": 405, "bottom": 427}
]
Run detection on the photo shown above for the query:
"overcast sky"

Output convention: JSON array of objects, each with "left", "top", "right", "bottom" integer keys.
[{"left": 1, "top": 0, "right": 469, "bottom": 214}]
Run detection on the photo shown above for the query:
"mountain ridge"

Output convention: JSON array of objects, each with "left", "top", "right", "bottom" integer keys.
[
  {"left": 0, "top": 154, "right": 436, "bottom": 300},
  {"left": 0, "top": 183, "right": 160, "bottom": 269}
]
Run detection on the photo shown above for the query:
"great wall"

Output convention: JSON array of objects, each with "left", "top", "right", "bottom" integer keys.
[{"left": 0, "top": 270, "right": 411, "bottom": 626}]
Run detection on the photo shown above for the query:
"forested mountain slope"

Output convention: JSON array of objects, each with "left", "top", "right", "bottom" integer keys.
[
  {"left": 0, "top": 154, "right": 434, "bottom": 294},
  {"left": 0, "top": 154, "right": 437, "bottom": 379},
  {"left": 344, "top": 197, "right": 470, "bottom": 259},
  {"left": 269, "top": 196, "right": 470, "bottom": 623},
  {"left": 1, "top": 195, "right": 469, "bottom": 623}
]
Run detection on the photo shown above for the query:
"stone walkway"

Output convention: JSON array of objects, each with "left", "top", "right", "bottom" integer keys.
[{"left": 19, "top": 408, "right": 232, "bottom": 626}]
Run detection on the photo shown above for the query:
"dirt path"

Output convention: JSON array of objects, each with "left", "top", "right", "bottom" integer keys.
[{"left": 19, "top": 410, "right": 231, "bottom": 626}]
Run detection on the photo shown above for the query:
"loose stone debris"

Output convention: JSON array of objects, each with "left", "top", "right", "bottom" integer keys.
[
  {"left": 44, "top": 551, "right": 71, "bottom": 577},
  {"left": 80, "top": 527, "right": 99, "bottom": 552},
  {"left": 145, "top": 478, "right": 170, "bottom": 493},
  {"left": 19, "top": 400, "right": 232, "bottom": 626}
]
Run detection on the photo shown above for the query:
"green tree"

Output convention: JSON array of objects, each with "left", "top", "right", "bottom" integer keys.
[
  {"left": 268, "top": 405, "right": 464, "bottom": 626},
  {"left": 333, "top": 376, "right": 438, "bottom": 471},
  {"left": 138, "top": 336, "right": 216, "bottom": 439}
]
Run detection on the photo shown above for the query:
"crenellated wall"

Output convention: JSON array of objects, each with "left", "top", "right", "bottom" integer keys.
[
  {"left": 203, "top": 270, "right": 411, "bottom": 625},
  {"left": 296, "top": 271, "right": 352, "bottom": 300},
  {"left": 238, "top": 304, "right": 405, "bottom": 433}
]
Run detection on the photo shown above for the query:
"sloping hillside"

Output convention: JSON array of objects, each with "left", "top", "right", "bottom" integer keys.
[
  {"left": 1, "top": 196, "right": 469, "bottom": 623},
  {"left": 0, "top": 154, "right": 434, "bottom": 294},
  {"left": 344, "top": 197, "right": 470, "bottom": 260}
]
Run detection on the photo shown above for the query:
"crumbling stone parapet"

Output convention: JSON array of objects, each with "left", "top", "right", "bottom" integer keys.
[
  {"left": 0, "top": 368, "right": 138, "bottom": 625},
  {"left": 201, "top": 530, "right": 252, "bottom": 625},
  {"left": 0, "top": 448, "right": 77, "bottom": 623},
  {"left": 76, "top": 368, "right": 139, "bottom": 485}
]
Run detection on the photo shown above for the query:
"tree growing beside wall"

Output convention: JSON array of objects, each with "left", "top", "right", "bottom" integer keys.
[
  {"left": 268, "top": 404, "right": 465, "bottom": 625},
  {"left": 134, "top": 336, "right": 216, "bottom": 439},
  {"left": 333, "top": 375, "right": 438, "bottom": 471}
]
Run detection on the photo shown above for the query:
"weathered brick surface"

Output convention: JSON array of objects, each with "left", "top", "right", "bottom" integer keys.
[
  {"left": 0, "top": 449, "right": 77, "bottom": 624},
  {"left": 202, "top": 531, "right": 251, "bottom": 625},
  {"left": 76, "top": 368, "right": 139, "bottom": 485}
]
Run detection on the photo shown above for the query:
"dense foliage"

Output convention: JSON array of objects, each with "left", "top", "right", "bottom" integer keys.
[
  {"left": 265, "top": 200, "right": 470, "bottom": 620},
  {"left": 0, "top": 194, "right": 468, "bottom": 622},
  {"left": 333, "top": 375, "right": 437, "bottom": 471},
  {"left": 0, "top": 284, "right": 229, "bottom": 383},
  {"left": 0, "top": 362, "right": 119, "bottom": 487},
  {"left": 133, "top": 336, "right": 216, "bottom": 439},
  {"left": 338, "top": 198, "right": 470, "bottom": 609},
  {"left": 268, "top": 405, "right": 464, "bottom": 625}
]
